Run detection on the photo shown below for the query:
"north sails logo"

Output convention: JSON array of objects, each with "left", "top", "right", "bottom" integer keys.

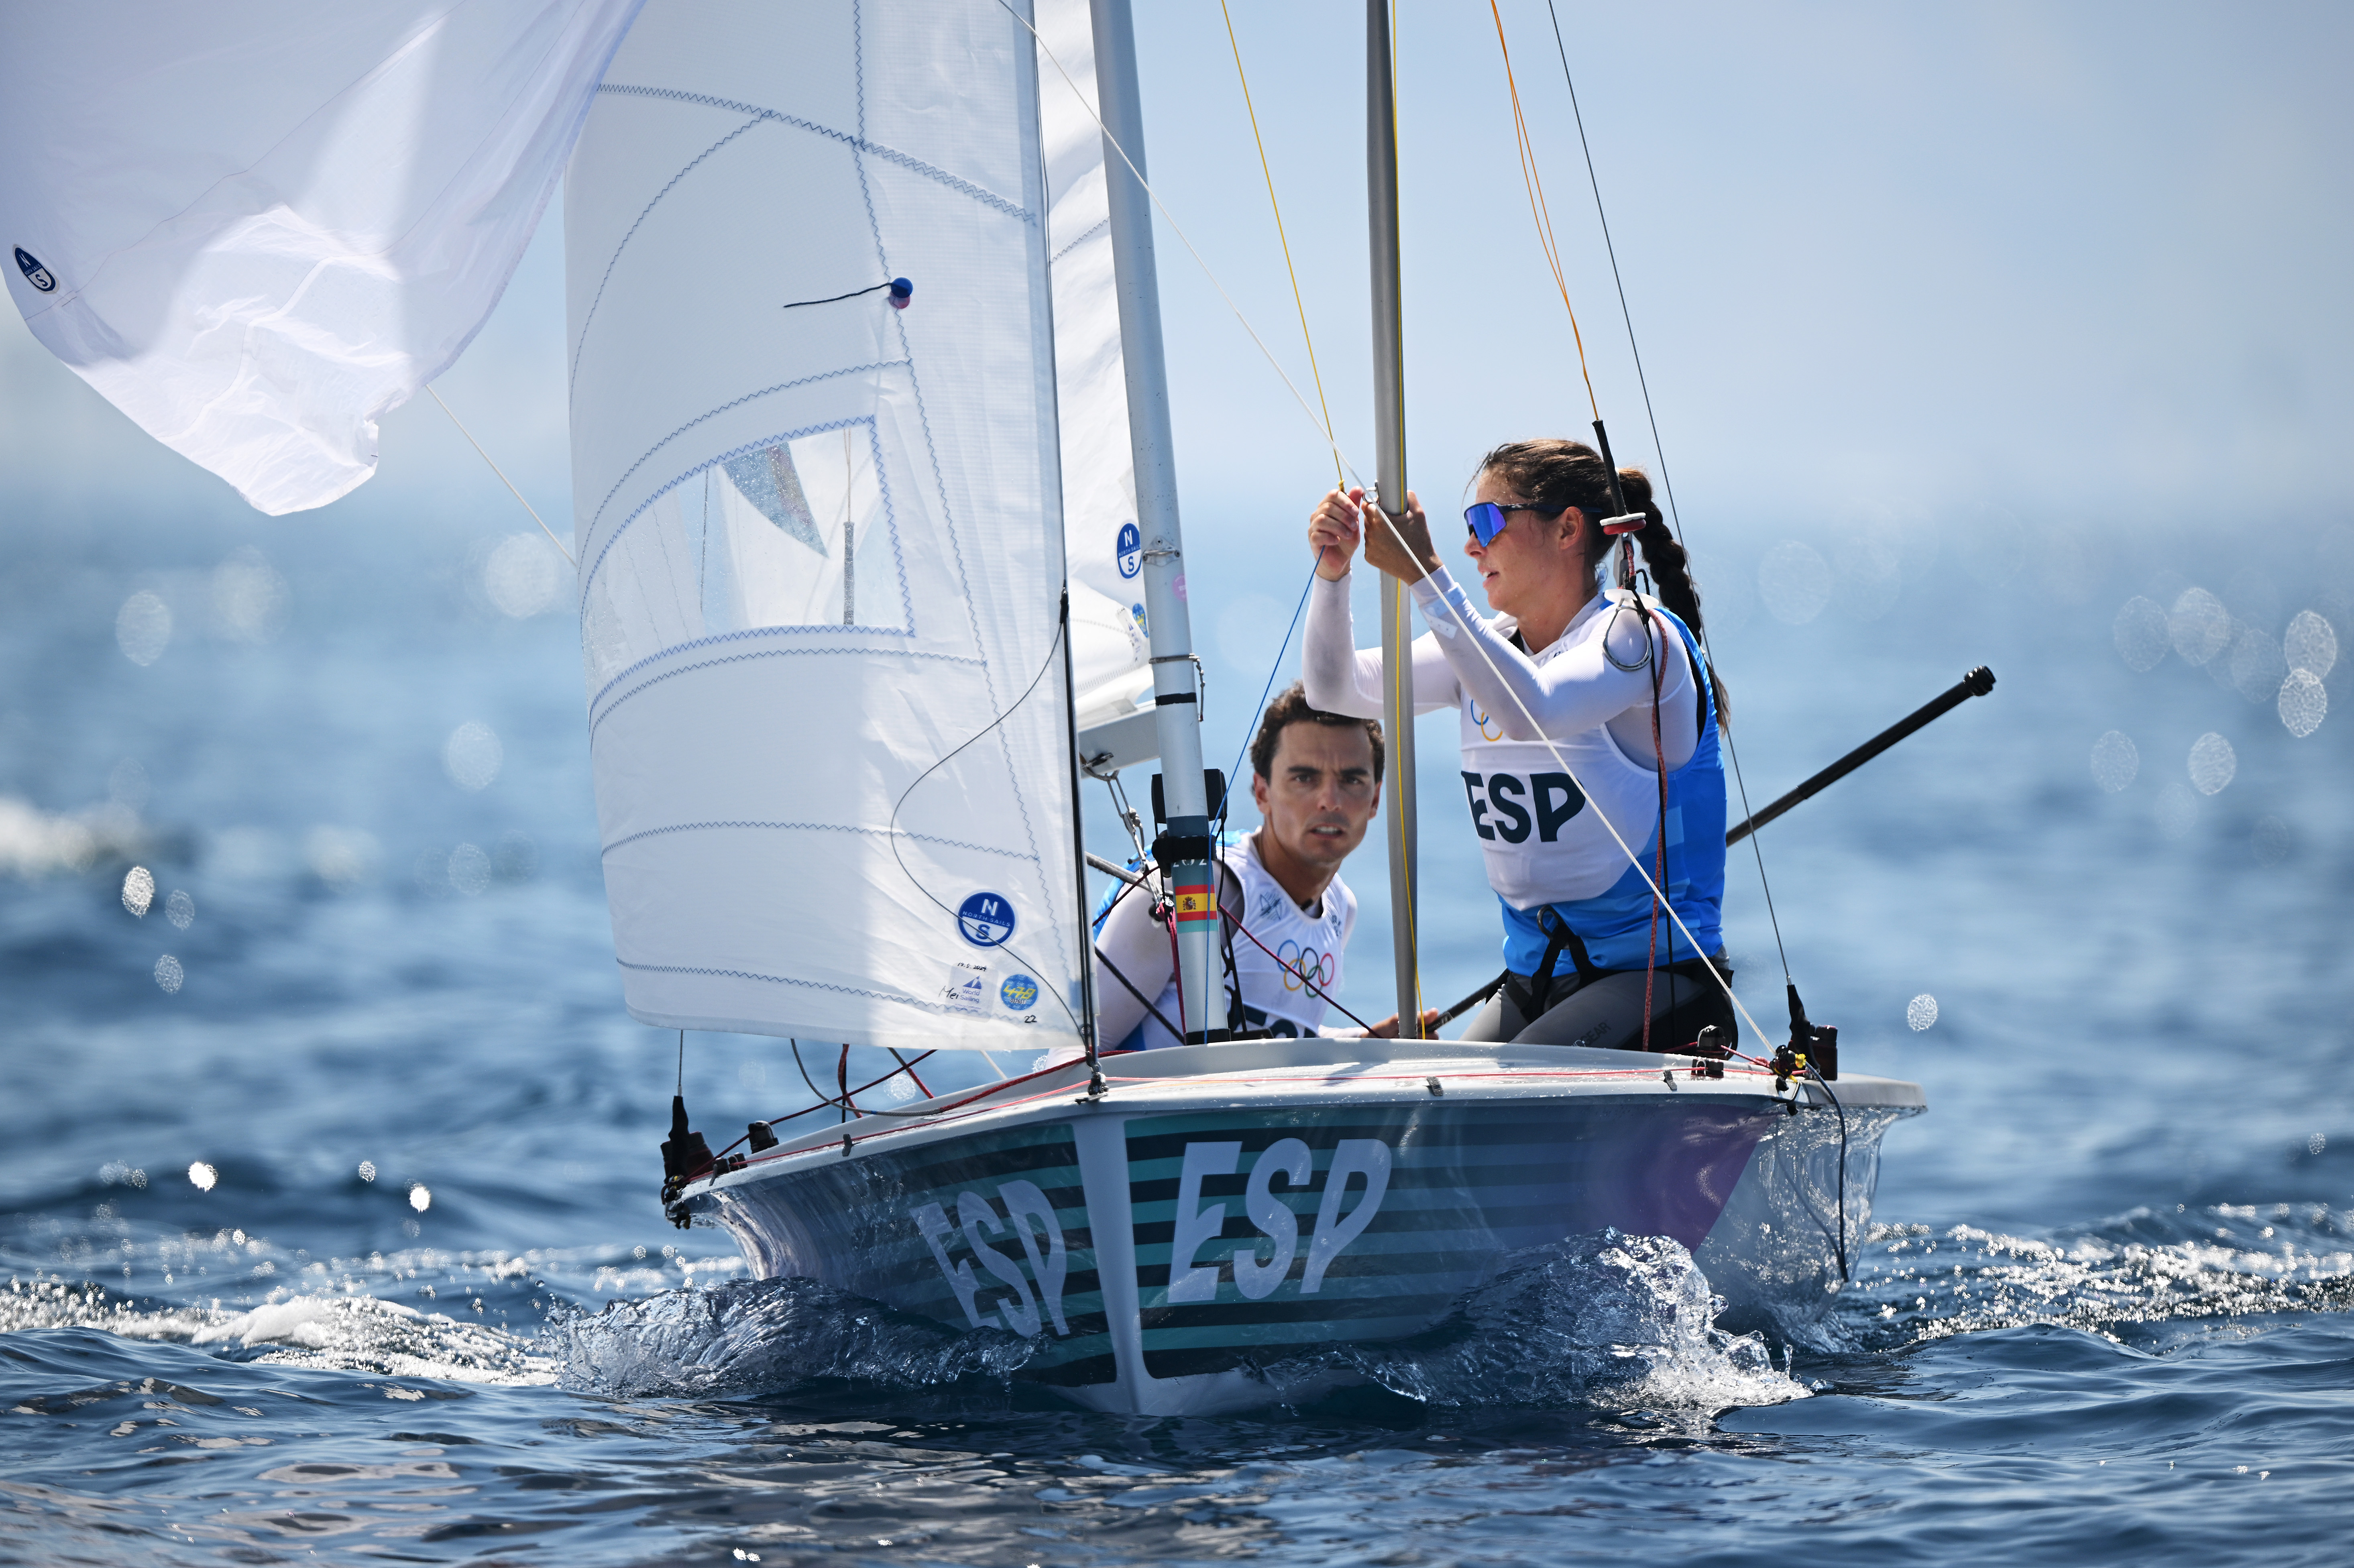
[{"left": 14, "top": 247, "right": 56, "bottom": 292}]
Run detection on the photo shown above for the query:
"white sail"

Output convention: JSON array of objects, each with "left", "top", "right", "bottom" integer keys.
[
  {"left": 567, "top": 0, "right": 1089, "bottom": 1051},
  {"left": 0, "top": 0, "right": 643, "bottom": 516},
  {"left": 1036, "top": 0, "right": 1152, "bottom": 733}
]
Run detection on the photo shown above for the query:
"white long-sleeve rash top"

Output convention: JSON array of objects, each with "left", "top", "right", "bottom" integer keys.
[{"left": 1301, "top": 564, "right": 1700, "bottom": 770}]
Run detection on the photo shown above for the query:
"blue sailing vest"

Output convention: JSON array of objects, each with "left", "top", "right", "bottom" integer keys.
[{"left": 1454, "top": 599, "right": 1725, "bottom": 974}]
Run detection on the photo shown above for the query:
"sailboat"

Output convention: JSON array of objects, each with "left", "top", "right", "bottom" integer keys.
[{"left": 3, "top": 0, "right": 1921, "bottom": 1416}]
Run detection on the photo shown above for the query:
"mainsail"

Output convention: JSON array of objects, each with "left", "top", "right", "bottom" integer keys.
[
  {"left": 568, "top": 0, "right": 1133, "bottom": 1051},
  {"left": 0, "top": 0, "right": 643, "bottom": 515}
]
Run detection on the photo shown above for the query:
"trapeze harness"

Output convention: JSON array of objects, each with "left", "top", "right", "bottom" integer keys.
[{"left": 1436, "top": 582, "right": 1727, "bottom": 1032}]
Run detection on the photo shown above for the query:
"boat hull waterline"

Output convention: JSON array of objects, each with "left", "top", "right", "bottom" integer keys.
[{"left": 674, "top": 1039, "right": 1924, "bottom": 1415}]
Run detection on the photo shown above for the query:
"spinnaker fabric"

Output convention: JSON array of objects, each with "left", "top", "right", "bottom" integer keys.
[{"left": 0, "top": 0, "right": 643, "bottom": 514}]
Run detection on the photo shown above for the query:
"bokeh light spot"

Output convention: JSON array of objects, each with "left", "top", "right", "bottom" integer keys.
[
  {"left": 483, "top": 533, "right": 568, "bottom": 618},
  {"left": 2278, "top": 669, "right": 2327, "bottom": 738},
  {"left": 2089, "top": 731, "right": 2138, "bottom": 792},
  {"left": 443, "top": 722, "right": 503, "bottom": 791},
  {"left": 2111, "top": 597, "right": 2168, "bottom": 672},
  {"left": 153, "top": 954, "right": 184, "bottom": 994},
  {"left": 121, "top": 865, "right": 155, "bottom": 917},
  {"left": 187, "top": 1161, "right": 216, "bottom": 1192},
  {"left": 115, "top": 591, "right": 172, "bottom": 666},
  {"left": 2168, "top": 588, "right": 2231, "bottom": 666},
  {"left": 165, "top": 889, "right": 194, "bottom": 929},
  {"left": 447, "top": 842, "right": 491, "bottom": 896},
  {"left": 1906, "top": 994, "right": 1938, "bottom": 1031},
  {"left": 409, "top": 1184, "right": 432, "bottom": 1214},
  {"left": 2188, "top": 732, "right": 2236, "bottom": 795},
  {"left": 2284, "top": 609, "right": 2338, "bottom": 680}
]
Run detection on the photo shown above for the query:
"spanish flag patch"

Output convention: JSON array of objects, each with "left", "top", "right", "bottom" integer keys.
[{"left": 1172, "top": 883, "right": 1214, "bottom": 923}]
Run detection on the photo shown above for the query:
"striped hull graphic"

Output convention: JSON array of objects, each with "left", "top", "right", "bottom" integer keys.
[{"left": 686, "top": 1041, "right": 1922, "bottom": 1414}]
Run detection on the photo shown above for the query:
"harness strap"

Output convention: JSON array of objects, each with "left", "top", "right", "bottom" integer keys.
[{"left": 1501, "top": 905, "right": 1599, "bottom": 1021}]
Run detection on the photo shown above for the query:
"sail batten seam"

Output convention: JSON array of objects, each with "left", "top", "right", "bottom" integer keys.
[
  {"left": 602, "top": 820, "right": 1037, "bottom": 861},
  {"left": 595, "top": 83, "right": 1037, "bottom": 226}
]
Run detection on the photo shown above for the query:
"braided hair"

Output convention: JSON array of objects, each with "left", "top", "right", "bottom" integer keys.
[{"left": 1475, "top": 438, "right": 1730, "bottom": 725}]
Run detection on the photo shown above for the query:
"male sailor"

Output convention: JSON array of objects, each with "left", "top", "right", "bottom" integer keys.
[{"left": 1092, "top": 682, "right": 1430, "bottom": 1048}]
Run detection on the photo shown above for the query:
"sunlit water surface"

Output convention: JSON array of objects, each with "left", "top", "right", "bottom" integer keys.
[{"left": 4, "top": 508, "right": 2353, "bottom": 1565}]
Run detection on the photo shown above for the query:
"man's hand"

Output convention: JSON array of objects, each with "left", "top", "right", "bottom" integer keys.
[{"left": 1366, "top": 1008, "right": 1444, "bottom": 1039}]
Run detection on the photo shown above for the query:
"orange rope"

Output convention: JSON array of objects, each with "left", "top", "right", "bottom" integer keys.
[
  {"left": 1218, "top": 0, "right": 1342, "bottom": 487},
  {"left": 1487, "top": 0, "right": 1601, "bottom": 422}
]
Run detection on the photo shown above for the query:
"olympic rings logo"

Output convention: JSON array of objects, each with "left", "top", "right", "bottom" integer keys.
[
  {"left": 1276, "top": 939, "right": 1336, "bottom": 993},
  {"left": 1469, "top": 700, "right": 1503, "bottom": 742}
]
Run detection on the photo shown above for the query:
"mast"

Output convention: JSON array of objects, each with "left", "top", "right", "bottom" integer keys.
[
  {"left": 1367, "top": 0, "right": 1421, "bottom": 1037},
  {"left": 1090, "top": 0, "right": 1226, "bottom": 1042}
]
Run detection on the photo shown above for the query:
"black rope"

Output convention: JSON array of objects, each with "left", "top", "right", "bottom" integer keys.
[
  {"left": 781, "top": 280, "right": 899, "bottom": 310},
  {"left": 1540, "top": 2, "right": 1795, "bottom": 993},
  {"left": 1805, "top": 1063, "right": 1851, "bottom": 1283},
  {"left": 1093, "top": 946, "right": 1187, "bottom": 1048},
  {"left": 884, "top": 618, "right": 1088, "bottom": 1041}
]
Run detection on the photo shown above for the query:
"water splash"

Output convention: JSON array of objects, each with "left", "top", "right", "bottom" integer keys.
[
  {"left": 556, "top": 1277, "right": 1040, "bottom": 1400},
  {"left": 0, "top": 1280, "right": 553, "bottom": 1385},
  {"left": 1258, "top": 1233, "right": 1805, "bottom": 1415}
]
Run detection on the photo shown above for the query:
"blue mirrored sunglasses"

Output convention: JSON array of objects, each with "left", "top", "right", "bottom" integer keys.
[{"left": 1464, "top": 500, "right": 1560, "bottom": 547}]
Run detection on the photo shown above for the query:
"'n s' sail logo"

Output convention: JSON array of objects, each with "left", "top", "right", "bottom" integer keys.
[{"left": 14, "top": 247, "right": 57, "bottom": 293}]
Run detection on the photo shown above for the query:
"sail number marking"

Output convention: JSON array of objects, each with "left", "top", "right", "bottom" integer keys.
[
  {"left": 1168, "top": 1137, "right": 1391, "bottom": 1303},
  {"left": 912, "top": 1181, "right": 1069, "bottom": 1337}
]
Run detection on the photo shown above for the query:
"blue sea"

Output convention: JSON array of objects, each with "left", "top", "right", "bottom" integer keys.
[{"left": 5, "top": 492, "right": 2352, "bottom": 1566}]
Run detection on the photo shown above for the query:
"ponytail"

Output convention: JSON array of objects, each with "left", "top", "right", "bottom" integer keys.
[{"left": 1475, "top": 439, "right": 1732, "bottom": 725}]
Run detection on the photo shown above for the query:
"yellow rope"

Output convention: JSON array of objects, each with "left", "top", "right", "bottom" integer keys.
[
  {"left": 1488, "top": 0, "right": 1601, "bottom": 423},
  {"left": 1217, "top": 0, "right": 1341, "bottom": 487}
]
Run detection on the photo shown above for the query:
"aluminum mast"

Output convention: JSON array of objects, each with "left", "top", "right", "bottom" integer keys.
[
  {"left": 1367, "top": 0, "right": 1421, "bottom": 1037},
  {"left": 1089, "top": 0, "right": 1226, "bottom": 1041}
]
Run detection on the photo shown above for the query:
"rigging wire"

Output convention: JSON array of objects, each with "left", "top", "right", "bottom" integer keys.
[
  {"left": 1013, "top": 0, "right": 1764, "bottom": 1048},
  {"left": 426, "top": 385, "right": 575, "bottom": 568},
  {"left": 1533, "top": 0, "right": 1795, "bottom": 988},
  {"left": 1485, "top": 2, "right": 1601, "bottom": 423},
  {"left": 1216, "top": 0, "right": 1342, "bottom": 488},
  {"left": 999, "top": 0, "right": 1367, "bottom": 493}
]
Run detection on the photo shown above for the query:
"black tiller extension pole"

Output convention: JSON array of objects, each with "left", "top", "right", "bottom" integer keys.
[{"left": 1726, "top": 667, "right": 1996, "bottom": 847}]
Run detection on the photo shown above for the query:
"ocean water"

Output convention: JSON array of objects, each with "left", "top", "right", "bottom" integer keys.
[{"left": 4, "top": 500, "right": 2353, "bottom": 1566}]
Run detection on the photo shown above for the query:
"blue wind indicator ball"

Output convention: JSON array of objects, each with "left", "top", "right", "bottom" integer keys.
[{"left": 888, "top": 277, "right": 913, "bottom": 310}]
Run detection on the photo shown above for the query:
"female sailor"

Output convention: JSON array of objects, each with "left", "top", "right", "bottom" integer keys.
[{"left": 1302, "top": 438, "right": 1734, "bottom": 1051}]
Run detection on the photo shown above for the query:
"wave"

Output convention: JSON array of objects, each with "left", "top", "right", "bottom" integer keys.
[
  {"left": 554, "top": 1276, "right": 1040, "bottom": 1399},
  {"left": 1845, "top": 1201, "right": 2354, "bottom": 1346}
]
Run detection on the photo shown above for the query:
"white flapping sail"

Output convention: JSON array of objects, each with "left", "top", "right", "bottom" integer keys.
[
  {"left": 1035, "top": 0, "right": 1152, "bottom": 737},
  {"left": 568, "top": 0, "right": 1089, "bottom": 1051},
  {"left": 0, "top": 1, "right": 643, "bottom": 515}
]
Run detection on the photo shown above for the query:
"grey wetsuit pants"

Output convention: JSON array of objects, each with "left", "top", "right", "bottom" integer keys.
[{"left": 1459, "top": 954, "right": 1735, "bottom": 1052}]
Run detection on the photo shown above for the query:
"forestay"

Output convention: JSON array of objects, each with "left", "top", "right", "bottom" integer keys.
[
  {"left": 0, "top": 0, "right": 642, "bottom": 515},
  {"left": 569, "top": 0, "right": 1114, "bottom": 1051}
]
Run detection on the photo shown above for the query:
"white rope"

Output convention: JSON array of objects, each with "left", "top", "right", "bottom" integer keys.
[
  {"left": 426, "top": 385, "right": 576, "bottom": 568},
  {"left": 1358, "top": 504, "right": 1778, "bottom": 1056}
]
